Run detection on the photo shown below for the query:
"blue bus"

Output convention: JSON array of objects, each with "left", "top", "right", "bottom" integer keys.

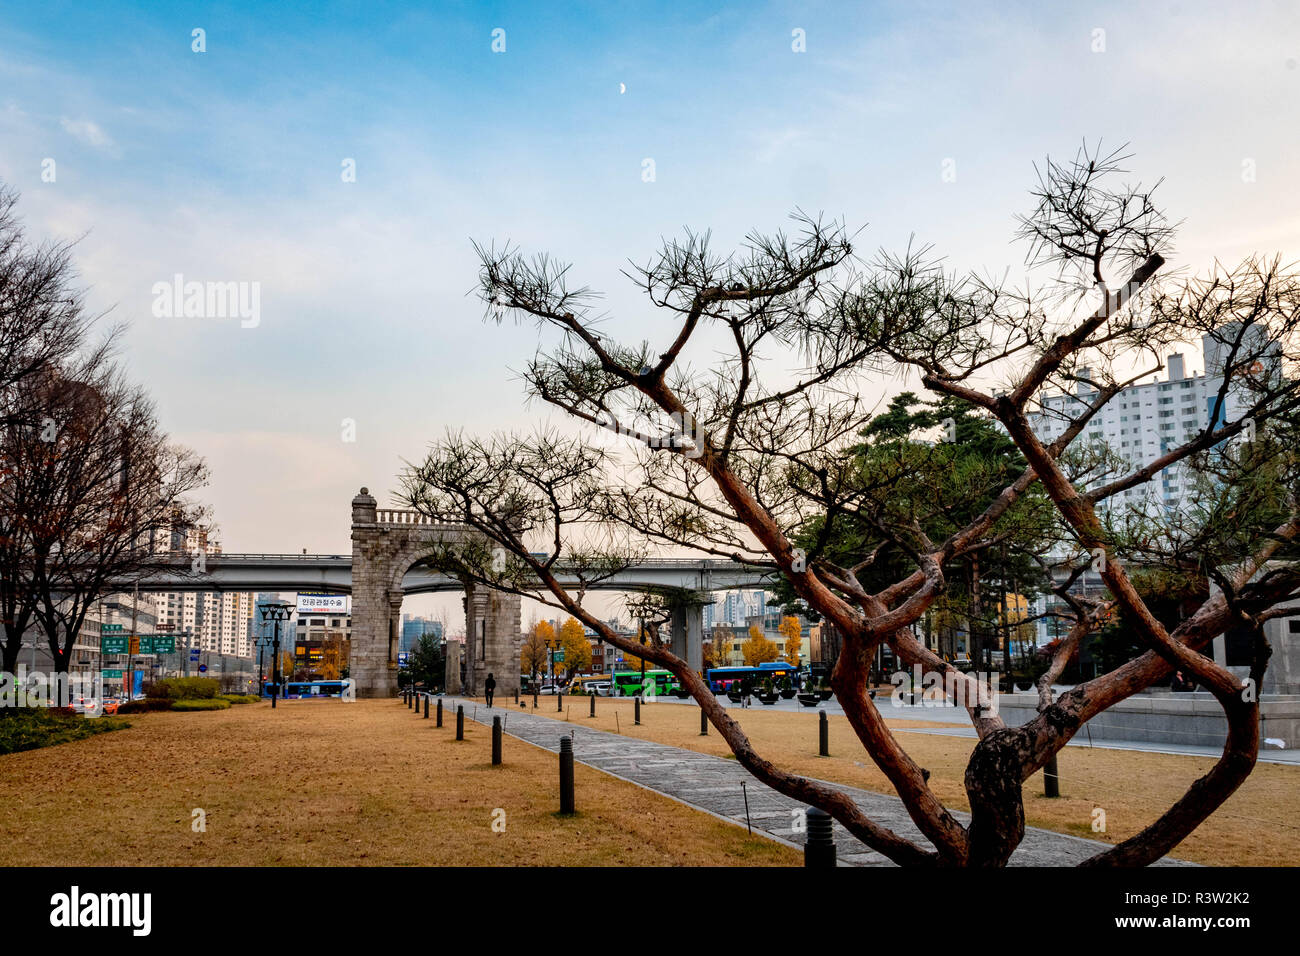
[
  {"left": 705, "top": 662, "right": 800, "bottom": 693},
  {"left": 263, "top": 679, "right": 350, "bottom": 699}
]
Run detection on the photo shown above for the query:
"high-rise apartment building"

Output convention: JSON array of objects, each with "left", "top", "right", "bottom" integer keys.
[{"left": 150, "top": 527, "right": 255, "bottom": 658}]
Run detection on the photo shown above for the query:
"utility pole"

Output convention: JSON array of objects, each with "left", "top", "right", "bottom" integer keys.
[{"left": 127, "top": 581, "right": 139, "bottom": 699}]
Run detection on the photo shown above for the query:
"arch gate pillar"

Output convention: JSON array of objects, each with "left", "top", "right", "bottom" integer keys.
[
  {"left": 463, "top": 581, "right": 522, "bottom": 699},
  {"left": 350, "top": 488, "right": 397, "bottom": 698}
]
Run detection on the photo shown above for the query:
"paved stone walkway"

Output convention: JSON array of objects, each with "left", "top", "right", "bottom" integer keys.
[{"left": 443, "top": 696, "right": 1189, "bottom": 867}]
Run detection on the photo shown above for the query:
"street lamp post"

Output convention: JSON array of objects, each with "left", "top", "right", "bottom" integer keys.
[
  {"left": 260, "top": 603, "right": 294, "bottom": 709},
  {"left": 256, "top": 635, "right": 267, "bottom": 693},
  {"left": 639, "top": 618, "right": 647, "bottom": 690}
]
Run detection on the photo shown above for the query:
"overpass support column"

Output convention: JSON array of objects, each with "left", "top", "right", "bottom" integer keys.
[{"left": 670, "top": 598, "right": 704, "bottom": 676}]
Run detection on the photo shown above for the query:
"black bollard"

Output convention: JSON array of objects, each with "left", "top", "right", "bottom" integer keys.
[
  {"left": 514, "top": 686, "right": 519, "bottom": 705},
  {"left": 700, "top": 708, "right": 708, "bottom": 736},
  {"left": 557, "top": 691, "right": 563, "bottom": 712},
  {"left": 533, "top": 691, "right": 538, "bottom": 710},
  {"left": 559, "top": 736, "right": 575, "bottom": 815},
  {"left": 804, "top": 807, "right": 836, "bottom": 867},
  {"left": 589, "top": 693, "right": 595, "bottom": 718},
  {"left": 1044, "top": 751, "right": 1060, "bottom": 798},
  {"left": 456, "top": 705, "right": 464, "bottom": 740},
  {"left": 423, "top": 695, "right": 429, "bottom": 719},
  {"left": 436, "top": 698, "right": 443, "bottom": 727},
  {"left": 492, "top": 715, "right": 502, "bottom": 765},
  {"left": 416, "top": 693, "right": 422, "bottom": 716},
  {"left": 819, "top": 709, "right": 829, "bottom": 757},
  {"left": 634, "top": 696, "right": 641, "bottom": 726}
]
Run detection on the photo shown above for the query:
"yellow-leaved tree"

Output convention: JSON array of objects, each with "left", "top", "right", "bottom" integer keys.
[
  {"left": 779, "top": 615, "right": 802, "bottom": 663},
  {"left": 704, "top": 630, "right": 732, "bottom": 668},
  {"left": 521, "top": 619, "right": 552, "bottom": 682},
  {"left": 742, "top": 626, "right": 779, "bottom": 666},
  {"left": 559, "top": 617, "right": 592, "bottom": 678}
]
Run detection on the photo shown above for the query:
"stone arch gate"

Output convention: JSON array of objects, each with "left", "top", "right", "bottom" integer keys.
[{"left": 350, "top": 488, "right": 521, "bottom": 699}]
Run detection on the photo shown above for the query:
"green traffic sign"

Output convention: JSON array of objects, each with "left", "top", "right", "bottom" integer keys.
[
  {"left": 149, "top": 635, "right": 176, "bottom": 654},
  {"left": 554, "top": 649, "right": 565, "bottom": 662},
  {"left": 100, "top": 624, "right": 123, "bottom": 632},
  {"left": 101, "top": 636, "right": 129, "bottom": 654},
  {"left": 101, "top": 670, "right": 122, "bottom": 679}
]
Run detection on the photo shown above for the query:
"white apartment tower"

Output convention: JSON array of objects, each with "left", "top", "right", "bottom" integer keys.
[
  {"left": 151, "top": 527, "right": 255, "bottom": 658},
  {"left": 1025, "top": 329, "right": 1254, "bottom": 518}
]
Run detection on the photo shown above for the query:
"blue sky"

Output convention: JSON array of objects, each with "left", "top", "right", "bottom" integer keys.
[{"left": 2, "top": 0, "right": 1298, "bottom": 626}]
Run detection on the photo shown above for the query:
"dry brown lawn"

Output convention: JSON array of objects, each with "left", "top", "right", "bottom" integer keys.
[
  {"left": 0, "top": 699, "right": 796, "bottom": 866},
  {"left": 497, "top": 694, "right": 1300, "bottom": 866}
]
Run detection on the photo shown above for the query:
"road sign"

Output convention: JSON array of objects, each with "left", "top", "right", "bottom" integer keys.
[
  {"left": 554, "top": 649, "right": 565, "bottom": 663},
  {"left": 139, "top": 635, "right": 175, "bottom": 654},
  {"left": 101, "top": 636, "right": 129, "bottom": 654},
  {"left": 296, "top": 592, "right": 349, "bottom": 614},
  {"left": 100, "top": 623, "right": 123, "bottom": 632},
  {"left": 397, "top": 652, "right": 410, "bottom": 667},
  {"left": 128, "top": 635, "right": 140, "bottom": 655},
  {"left": 101, "top": 669, "right": 122, "bottom": 679},
  {"left": 189, "top": 649, "right": 201, "bottom": 660},
  {"left": 198, "top": 664, "right": 207, "bottom": 673}
]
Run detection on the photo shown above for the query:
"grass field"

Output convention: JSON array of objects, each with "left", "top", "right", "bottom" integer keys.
[
  {"left": 0, "top": 698, "right": 797, "bottom": 866},
  {"left": 485, "top": 694, "right": 1300, "bottom": 866}
]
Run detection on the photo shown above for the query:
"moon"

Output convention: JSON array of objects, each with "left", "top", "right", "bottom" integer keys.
[{"left": 619, "top": 82, "right": 626, "bottom": 94}]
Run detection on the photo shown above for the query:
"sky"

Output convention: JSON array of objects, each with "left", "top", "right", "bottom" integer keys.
[{"left": 2, "top": 0, "right": 1298, "bottom": 629}]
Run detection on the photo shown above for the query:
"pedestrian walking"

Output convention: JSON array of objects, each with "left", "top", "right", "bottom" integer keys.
[{"left": 484, "top": 672, "right": 496, "bottom": 707}]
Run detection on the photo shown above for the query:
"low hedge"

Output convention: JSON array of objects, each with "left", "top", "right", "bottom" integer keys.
[
  {"left": 170, "top": 698, "right": 231, "bottom": 712},
  {"left": 118, "top": 698, "right": 174, "bottom": 714},
  {"left": 149, "top": 677, "right": 221, "bottom": 700},
  {"left": 218, "top": 694, "right": 259, "bottom": 705}
]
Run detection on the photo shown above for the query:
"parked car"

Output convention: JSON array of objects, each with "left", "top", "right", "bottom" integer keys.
[
  {"left": 538, "top": 684, "right": 564, "bottom": 695},
  {"left": 586, "top": 681, "right": 612, "bottom": 697}
]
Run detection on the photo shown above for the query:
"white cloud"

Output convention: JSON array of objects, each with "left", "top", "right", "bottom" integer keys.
[{"left": 59, "top": 116, "right": 116, "bottom": 154}]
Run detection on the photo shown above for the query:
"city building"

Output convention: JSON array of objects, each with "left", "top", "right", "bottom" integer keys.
[
  {"left": 400, "top": 615, "right": 443, "bottom": 656},
  {"left": 1024, "top": 323, "right": 1287, "bottom": 645},
  {"left": 150, "top": 528, "right": 255, "bottom": 659}
]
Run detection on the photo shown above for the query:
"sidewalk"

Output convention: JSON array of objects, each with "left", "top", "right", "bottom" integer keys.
[
  {"left": 647, "top": 693, "right": 1300, "bottom": 765},
  {"left": 444, "top": 696, "right": 1190, "bottom": 867}
]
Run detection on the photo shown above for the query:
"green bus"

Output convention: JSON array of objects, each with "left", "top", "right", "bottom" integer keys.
[{"left": 611, "top": 669, "right": 679, "bottom": 698}]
